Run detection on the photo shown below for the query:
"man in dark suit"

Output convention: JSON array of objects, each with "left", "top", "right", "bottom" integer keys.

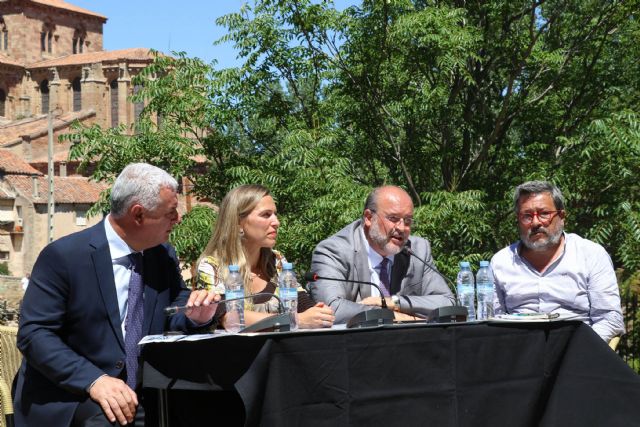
[
  {"left": 14, "top": 163, "right": 219, "bottom": 426},
  {"left": 310, "top": 186, "right": 455, "bottom": 324}
]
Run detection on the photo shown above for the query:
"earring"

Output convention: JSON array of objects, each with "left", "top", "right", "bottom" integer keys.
[{"left": 239, "top": 229, "right": 245, "bottom": 238}]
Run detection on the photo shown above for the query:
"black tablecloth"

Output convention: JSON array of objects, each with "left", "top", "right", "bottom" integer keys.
[{"left": 142, "top": 321, "right": 640, "bottom": 426}]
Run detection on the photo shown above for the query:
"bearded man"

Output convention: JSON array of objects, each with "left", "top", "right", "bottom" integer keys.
[
  {"left": 491, "top": 181, "right": 624, "bottom": 341},
  {"left": 310, "top": 185, "right": 455, "bottom": 323}
]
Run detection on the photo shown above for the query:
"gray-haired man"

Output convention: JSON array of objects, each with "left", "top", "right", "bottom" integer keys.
[
  {"left": 15, "top": 163, "right": 220, "bottom": 426},
  {"left": 491, "top": 180, "right": 624, "bottom": 341}
]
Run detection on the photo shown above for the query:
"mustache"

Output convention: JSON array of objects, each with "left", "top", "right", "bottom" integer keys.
[{"left": 528, "top": 226, "right": 548, "bottom": 235}]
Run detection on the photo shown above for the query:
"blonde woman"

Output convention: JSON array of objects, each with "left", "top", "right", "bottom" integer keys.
[{"left": 197, "top": 184, "right": 335, "bottom": 329}]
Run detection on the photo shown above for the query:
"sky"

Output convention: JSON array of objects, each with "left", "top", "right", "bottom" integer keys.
[
  {"left": 70, "top": 1, "right": 355, "bottom": 70},
  {"left": 71, "top": 1, "right": 248, "bottom": 69}
]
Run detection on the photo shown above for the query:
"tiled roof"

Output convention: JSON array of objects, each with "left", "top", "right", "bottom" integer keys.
[
  {"left": 29, "top": 0, "right": 107, "bottom": 20},
  {"left": 0, "top": 186, "right": 15, "bottom": 200},
  {"left": 30, "top": 149, "right": 74, "bottom": 163},
  {"left": 4, "top": 175, "right": 107, "bottom": 204},
  {"left": 29, "top": 48, "right": 157, "bottom": 68},
  {"left": 0, "top": 110, "right": 95, "bottom": 146},
  {"left": 0, "top": 54, "right": 24, "bottom": 68},
  {"left": 0, "top": 150, "right": 42, "bottom": 175}
]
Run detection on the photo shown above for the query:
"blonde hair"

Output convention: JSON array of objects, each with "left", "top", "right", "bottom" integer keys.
[{"left": 199, "top": 184, "right": 277, "bottom": 290}]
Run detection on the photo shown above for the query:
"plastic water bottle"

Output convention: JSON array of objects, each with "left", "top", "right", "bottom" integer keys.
[
  {"left": 476, "top": 261, "right": 495, "bottom": 320},
  {"left": 224, "top": 264, "right": 245, "bottom": 333},
  {"left": 278, "top": 262, "right": 299, "bottom": 331},
  {"left": 456, "top": 261, "right": 476, "bottom": 321}
]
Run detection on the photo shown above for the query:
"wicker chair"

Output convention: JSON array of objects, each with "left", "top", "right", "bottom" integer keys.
[
  {"left": 608, "top": 335, "right": 621, "bottom": 351},
  {"left": 0, "top": 326, "right": 21, "bottom": 427}
]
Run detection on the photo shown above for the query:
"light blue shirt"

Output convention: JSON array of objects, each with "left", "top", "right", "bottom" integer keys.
[
  {"left": 104, "top": 215, "right": 140, "bottom": 338},
  {"left": 490, "top": 232, "right": 624, "bottom": 341}
]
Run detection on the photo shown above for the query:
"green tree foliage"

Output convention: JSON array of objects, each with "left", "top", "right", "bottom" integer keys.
[
  {"left": 555, "top": 111, "right": 640, "bottom": 274},
  {"left": 64, "top": 0, "right": 639, "bottom": 284},
  {"left": 170, "top": 205, "right": 218, "bottom": 283}
]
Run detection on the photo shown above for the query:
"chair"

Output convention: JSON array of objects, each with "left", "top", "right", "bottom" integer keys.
[
  {"left": 608, "top": 335, "right": 621, "bottom": 351},
  {"left": 0, "top": 326, "right": 21, "bottom": 427}
]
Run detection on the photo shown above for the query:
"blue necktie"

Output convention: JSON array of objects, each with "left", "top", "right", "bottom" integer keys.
[
  {"left": 124, "top": 252, "right": 144, "bottom": 389},
  {"left": 379, "top": 258, "right": 391, "bottom": 297}
]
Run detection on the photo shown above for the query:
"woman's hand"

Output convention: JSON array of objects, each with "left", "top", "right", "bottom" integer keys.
[{"left": 297, "top": 302, "right": 336, "bottom": 329}]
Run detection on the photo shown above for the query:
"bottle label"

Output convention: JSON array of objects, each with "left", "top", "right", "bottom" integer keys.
[
  {"left": 280, "top": 287, "right": 297, "bottom": 300},
  {"left": 226, "top": 289, "right": 244, "bottom": 300},
  {"left": 457, "top": 284, "right": 474, "bottom": 294},
  {"left": 476, "top": 282, "right": 493, "bottom": 292}
]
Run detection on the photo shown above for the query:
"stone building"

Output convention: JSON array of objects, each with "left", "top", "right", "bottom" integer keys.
[
  {"left": 0, "top": 150, "right": 106, "bottom": 276},
  {"left": 0, "top": 0, "right": 157, "bottom": 277},
  {"left": 0, "top": 0, "right": 154, "bottom": 134}
]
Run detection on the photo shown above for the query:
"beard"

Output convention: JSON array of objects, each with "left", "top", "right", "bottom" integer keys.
[
  {"left": 520, "top": 224, "right": 564, "bottom": 251},
  {"left": 369, "top": 218, "right": 405, "bottom": 256}
]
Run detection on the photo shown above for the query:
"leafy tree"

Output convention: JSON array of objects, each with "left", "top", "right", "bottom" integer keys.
[{"left": 64, "top": 0, "right": 640, "bottom": 285}]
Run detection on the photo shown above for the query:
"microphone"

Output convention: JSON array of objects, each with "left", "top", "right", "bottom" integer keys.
[
  {"left": 164, "top": 292, "right": 284, "bottom": 315},
  {"left": 165, "top": 292, "right": 291, "bottom": 333},
  {"left": 304, "top": 272, "right": 388, "bottom": 308},
  {"left": 304, "top": 272, "right": 394, "bottom": 328},
  {"left": 401, "top": 243, "right": 468, "bottom": 323}
]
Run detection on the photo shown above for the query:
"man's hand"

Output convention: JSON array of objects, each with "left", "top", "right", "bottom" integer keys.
[
  {"left": 297, "top": 302, "right": 336, "bottom": 329},
  {"left": 360, "top": 296, "right": 394, "bottom": 309},
  {"left": 88, "top": 375, "right": 138, "bottom": 425},
  {"left": 184, "top": 289, "right": 220, "bottom": 324},
  {"left": 394, "top": 312, "right": 417, "bottom": 321}
]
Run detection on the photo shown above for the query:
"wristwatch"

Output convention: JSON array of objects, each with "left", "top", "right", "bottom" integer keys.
[{"left": 391, "top": 295, "right": 401, "bottom": 312}]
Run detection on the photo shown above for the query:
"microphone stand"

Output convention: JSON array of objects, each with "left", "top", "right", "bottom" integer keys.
[
  {"left": 165, "top": 292, "right": 292, "bottom": 333},
  {"left": 401, "top": 246, "right": 468, "bottom": 323},
  {"left": 305, "top": 272, "right": 395, "bottom": 329}
]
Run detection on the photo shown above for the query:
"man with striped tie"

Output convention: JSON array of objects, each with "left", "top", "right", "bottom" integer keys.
[
  {"left": 310, "top": 185, "right": 455, "bottom": 324},
  {"left": 15, "top": 163, "right": 219, "bottom": 426}
]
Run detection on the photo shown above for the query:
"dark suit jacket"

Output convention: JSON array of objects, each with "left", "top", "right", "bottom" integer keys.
[
  {"left": 14, "top": 220, "right": 195, "bottom": 426},
  {"left": 310, "top": 219, "right": 455, "bottom": 323}
]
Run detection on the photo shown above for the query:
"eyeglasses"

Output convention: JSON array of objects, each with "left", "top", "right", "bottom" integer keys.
[
  {"left": 371, "top": 210, "right": 415, "bottom": 227},
  {"left": 518, "top": 210, "right": 562, "bottom": 225}
]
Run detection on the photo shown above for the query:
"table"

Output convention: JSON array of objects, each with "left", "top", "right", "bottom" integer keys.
[{"left": 141, "top": 321, "right": 640, "bottom": 426}]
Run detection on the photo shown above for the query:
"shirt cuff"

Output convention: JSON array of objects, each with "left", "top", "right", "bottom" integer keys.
[{"left": 86, "top": 373, "right": 107, "bottom": 393}]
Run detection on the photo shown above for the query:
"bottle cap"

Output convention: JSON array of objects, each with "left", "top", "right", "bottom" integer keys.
[
  {"left": 282, "top": 262, "right": 293, "bottom": 270},
  {"left": 479, "top": 260, "right": 489, "bottom": 267},
  {"left": 228, "top": 264, "right": 240, "bottom": 272},
  {"left": 459, "top": 261, "right": 470, "bottom": 268}
]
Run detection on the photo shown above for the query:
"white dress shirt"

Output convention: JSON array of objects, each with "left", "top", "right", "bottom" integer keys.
[
  {"left": 104, "top": 215, "right": 140, "bottom": 338},
  {"left": 490, "top": 232, "right": 625, "bottom": 341},
  {"left": 360, "top": 228, "right": 393, "bottom": 298}
]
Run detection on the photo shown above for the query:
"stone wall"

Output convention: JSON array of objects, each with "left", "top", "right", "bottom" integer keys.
[
  {"left": 0, "top": 1, "right": 104, "bottom": 64},
  {"left": 0, "top": 275, "right": 23, "bottom": 311}
]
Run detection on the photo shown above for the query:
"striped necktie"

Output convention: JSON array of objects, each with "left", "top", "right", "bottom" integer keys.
[
  {"left": 124, "top": 252, "right": 144, "bottom": 389},
  {"left": 378, "top": 258, "right": 391, "bottom": 297}
]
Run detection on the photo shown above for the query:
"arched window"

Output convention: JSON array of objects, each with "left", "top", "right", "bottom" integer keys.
[
  {"left": 110, "top": 79, "right": 119, "bottom": 127},
  {"left": 0, "top": 89, "right": 6, "bottom": 117},
  {"left": 72, "top": 28, "right": 86, "bottom": 54},
  {"left": 40, "top": 80, "right": 49, "bottom": 113},
  {"left": 41, "top": 23, "right": 54, "bottom": 53},
  {"left": 72, "top": 77, "right": 81, "bottom": 111},
  {"left": 0, "top": 19, "right": 7, "bottom": 51}
]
